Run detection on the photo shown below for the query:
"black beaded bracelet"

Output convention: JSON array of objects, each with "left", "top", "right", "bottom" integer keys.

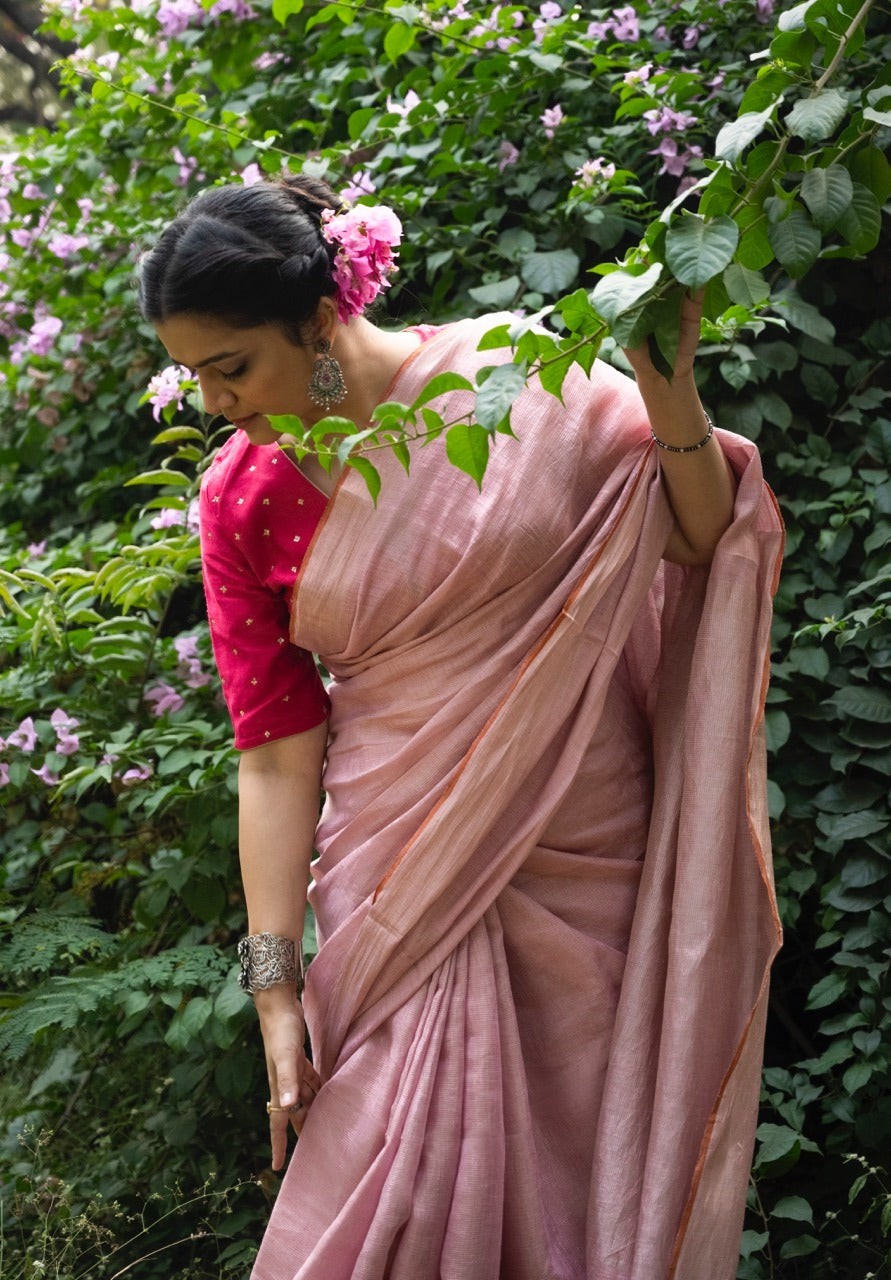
[{"left": 651, "top": 413, "right": 714, "bottom": 454}]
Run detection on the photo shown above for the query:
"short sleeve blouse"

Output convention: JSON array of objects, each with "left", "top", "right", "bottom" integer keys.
[{"left": 199, "top": 434, "right": 331, "bottom": 750}]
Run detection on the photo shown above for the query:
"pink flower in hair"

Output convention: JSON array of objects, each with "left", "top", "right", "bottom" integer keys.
[{"left": 321, "top": 204, "right": 403, "bottom": 324}]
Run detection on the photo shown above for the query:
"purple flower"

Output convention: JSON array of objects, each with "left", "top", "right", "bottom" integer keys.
[
  {"left": 27, "top": 540, "right": 47, "bottom": 557},
  {"left": 31, "top": 763, "right": 60, "bottom": 786},
  {"left": 172, "top": 147, "right": 198, "bottom": 188},
  {"left": 7, "top": 716, "right": 37, "bottom": 752},
  {"left": 540, "top": 104, "right": 564, "bottom": 139},
  {"left": 144, "top": 683, "right": 185, "bottom": 716},
  {"left": 624, "top": 62, "right": 653, "bottom": 85},
  {"left": 644, "top": 105, "right": 699, "bottom": 136},
  {"left": 156, "top": 0, "right": 204, "bottom": 37},
  {"left": 22, "top": 183, "right": 43, "bottom": 200},
  {"left": 254, "top": 50, "right": 288, "bottom": 70},
  {"left": 240, "top": 162, "right": 263, "bottom": 187},
  {"left": 47, "top": 233, "right": 90, "bottom": 260},
  {"left": 150, "top": 507, "right": 186, "bottom": 530},
  {"left": 0, "top": 762, "right": 9, "bottom": 787},
  {"left": 146, "top": 365, "right": 191, "bottom": 421},
  {"left": 186, "top": 498, "right": 200, "bottom": 534},
  {"left": 498, "top": 140, "right": 520, "bottom": 173},
  {"left": 51, "top": 707, "right": 81, "bottom": 756},
  {"left": 756, "top": 0, "right": 775, "bottom": 19},
  {"left": 611, "top": 5, "right": 639, "bottom": 40},
  {"left": 27, "top": 316, "right": 63, "bottom": 357},
  {"left": 574, "top": 157, "right": 617, "bottom": 188},
  {"left": 682, "top": 24, "right": 701, "bottom": 48},
  {"left": 120, "top": 764, "right": 153, "bottom": 785},
  {"left": 649, "top": 137, "right": 704, "bottom": 178},
  {"left": 342, "top": 170, "right": 376, "bottom": 203},
  {"left": 174, "top": 635, "right": 212, "bottom": 689}
]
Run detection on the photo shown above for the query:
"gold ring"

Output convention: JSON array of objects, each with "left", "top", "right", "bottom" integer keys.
[{"left": 266, "top": 1101, "right": 302, "bottom": 1115}]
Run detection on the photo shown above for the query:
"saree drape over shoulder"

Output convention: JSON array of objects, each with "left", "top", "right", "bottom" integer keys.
[{"left": 252, "top": 315, "right": 785, "bottom": 1280}]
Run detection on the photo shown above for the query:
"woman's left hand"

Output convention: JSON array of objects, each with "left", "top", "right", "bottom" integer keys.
[{"left": 622, "top": 288, "right": 703, "bottom": 388}]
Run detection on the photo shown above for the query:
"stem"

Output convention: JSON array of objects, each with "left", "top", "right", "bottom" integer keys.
[{"left": 814, "top": 0, "right": 877, "bottom": 90}]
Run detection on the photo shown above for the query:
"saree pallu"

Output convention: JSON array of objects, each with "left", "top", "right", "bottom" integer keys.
[{"left": 251, "top": 315, "right": 785, "bottom": 1280}]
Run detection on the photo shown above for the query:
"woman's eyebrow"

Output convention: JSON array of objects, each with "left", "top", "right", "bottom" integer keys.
[{"left": 174, "top": 349, "right": 244, "bottom": 371}]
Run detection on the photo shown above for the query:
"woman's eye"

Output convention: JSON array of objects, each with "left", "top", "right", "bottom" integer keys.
[{"left": 222, "top": 364, "right": 246, "bottom": 381}]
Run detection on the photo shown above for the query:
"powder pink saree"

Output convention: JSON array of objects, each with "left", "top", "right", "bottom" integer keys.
[{"left": 252, "top": 315, "right": 784, "bottom": 1280}]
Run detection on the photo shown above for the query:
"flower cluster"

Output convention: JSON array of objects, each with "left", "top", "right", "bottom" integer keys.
[
  {"left": 574, "top": 157, "right": 617, "bottom": 190},
  {"left": 321, "top": 205, "right": 403, "bottom": 325},
  {"left": 0, "top": 709, "right": 80, "bottom": 788},
  {"left": 587, "top": 5, "right": 639, "bottom": 42},
  {"left": 145, "top": 364, "right": 193, "bottom": 421}
]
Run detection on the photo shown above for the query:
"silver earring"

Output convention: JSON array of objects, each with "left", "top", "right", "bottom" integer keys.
[{"left": 308, "top": 338, "right": 348, "bottom": 411}]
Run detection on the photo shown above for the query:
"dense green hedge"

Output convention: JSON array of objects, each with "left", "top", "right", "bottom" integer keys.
[{"left": 1, "top": 0, "right": 889, "bottom": 1275}]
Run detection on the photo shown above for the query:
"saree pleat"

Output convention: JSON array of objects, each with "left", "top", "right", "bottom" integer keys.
[{"left": 251, "top": 315, "right": 784, "bottom": 1280}]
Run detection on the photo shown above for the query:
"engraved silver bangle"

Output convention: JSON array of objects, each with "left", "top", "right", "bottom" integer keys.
[
  {"left": 237, "top": 932, "right": 305, "bottom": 996},
  {"left": 651, "top": 413, "right": 714, "bottom": 454}
]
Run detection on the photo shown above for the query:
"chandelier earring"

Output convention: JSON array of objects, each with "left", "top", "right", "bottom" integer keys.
[{"left": 308, "top": 338, "right": 348, "bottom": 412}]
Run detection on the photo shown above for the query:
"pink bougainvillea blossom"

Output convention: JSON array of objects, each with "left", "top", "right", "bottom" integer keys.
[
  {"left": 31, "top": 763, "right": 60, "bottom": 786},
  {"left": 7, "top": 716, "right": 38, "bottom": 751},
  {"left": 120, "top": 764, "right": 153, "bottom": 784},
  {"left": 174, "top": 635, "right": 212, "bottom": 688},
  {"left": 150, "top": 507, "right": 186, "bottom": 530},
  {"left": 341, "top": 170, "right": 376, "bottom": 203},
  {"left": 240, "top": 162, "right": 264, "bottom": 187},
  {"left": 144, "top": 683, "right": 185, "bottom": 716},
  {"left": 51, "top": 707, "right": 81, "bottom": 755},
  {"left": 27, "top": 316, "right": 63, "bottom": 357},
  {"left": 498, "top": 140, "right": 520, "bottom": 172},
  {"left": 644, "top": 105, "right": 699, "bottom": 135},
  {"left": 624, "top": 62, "right": 653, "bottom": 85},
  {"left": 574, "top": 157, "right": 617, "bottom": 188},
  {"left": 47, "top": 232, "right": 90, "bottom": 260},
  {"left": 540, "top": 104, "right": 564, "bottom": 139},
  {"left": 146, "top": 364, "right": 191, "bottom": 421},
  {"left": 649, "top": 137, "right": 704, "bottom": 178}
]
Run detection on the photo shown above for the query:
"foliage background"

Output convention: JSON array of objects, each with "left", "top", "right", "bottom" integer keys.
[{"left": 1, "top": 0, "right": 890, "bottom": 1275}]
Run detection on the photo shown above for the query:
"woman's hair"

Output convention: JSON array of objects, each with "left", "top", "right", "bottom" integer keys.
[{"left": 137, "top": 174, "right": 341, "bottom": 343}]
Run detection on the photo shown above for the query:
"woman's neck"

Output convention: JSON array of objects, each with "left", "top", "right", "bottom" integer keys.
[{"left": 332, "top": 317, "right": 422, "bottom": 425}]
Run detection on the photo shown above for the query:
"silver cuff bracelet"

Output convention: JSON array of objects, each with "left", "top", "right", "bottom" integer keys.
[{"left": 237, "top": 932, "right": 305, "bottom": 996}]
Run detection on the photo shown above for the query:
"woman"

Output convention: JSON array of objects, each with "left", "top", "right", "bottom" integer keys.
[{"left": 139, "top": 174, "right": 783, "bottom": 1280}]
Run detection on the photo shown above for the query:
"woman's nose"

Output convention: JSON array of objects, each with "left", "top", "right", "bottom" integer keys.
[{"left": 198, "top": 373, "right": 235, "bottom": 415}]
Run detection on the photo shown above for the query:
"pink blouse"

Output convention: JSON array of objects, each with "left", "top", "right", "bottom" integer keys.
[{"left": 199, "top": 434, "right": 330, "bottom": 750}]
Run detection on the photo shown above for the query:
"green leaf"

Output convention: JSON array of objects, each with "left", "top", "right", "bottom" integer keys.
[
  {"left": 348, "top": 106, "right": 376, "bottom": 141},
  {"left": 785, "top": 89, "right": 847, "bottom": 143},
  {"left": 832, "top": 685, "right": 891, "bottom": 722},
  {"left": 124, "top": 469, "right": 192, "bottom": 488},
  {"left": 778, "top": 0, "right": 819, "bottom": 31},
  {"left": 806, "top": 971, "right": 847, "bottom": 1010},
  {"left": 715, "top": 104, "right": 778, "bottom": 163},
  {"left": 271, "top": 0, "right": 302, "bottom": 22},
  {"left": 591, "top": 264, "right": 662, "bottom": 325},
  {"left": 411, "top": 372, "right": 474, "bottom": 411},
  {"left": 767, "top": 210, "right": 821, "bottom": 278},
  {"left": 836, "top": 183, "right": 882, "bottom": 255},
  {"left": 520, "top": 250, "right": 580, "bottom": 296},
  {"left": 150, "top": 426, "right": 206, "bottom": 445},
  {"left": 345, "top": 455, "right": 381, "bottom": 504},
  {"left": 445, "top": 422, "right": 490, "bottom": 489},
  {"left": 755, "top": 1123, "right": 802, "bottom": 1163},
  {"left": 664, "top": 215, "right": 739, "bottom": 289},
  {"left": 723, "top": 264, "right": 770, "bottom": 307},
  {"left": 474, "top": 362, "right": 527, "bottom": 432},
  {"left": 468, "top": 277, "right": 520, "bottom": 310},
  {"left": 384, "top": 21, "right": 416, "bottom": 61},
  {"left": 772, "top": 1196, "right": 814, "bottom": 1225},
  {"left": 800, "top": 165, "right": 854, "bottom": 232},
  {"left": 779, "top": 1235, "right": 820, "bottom": 1260},
  {"left": 497, "top": 228, "right": 536, "bottom": 260},
  {"left": 816, "top": 810, "right": 889, "bottom": 842},
  {"left": 848, "top": 144, "right": 891, "bottom": 204}
]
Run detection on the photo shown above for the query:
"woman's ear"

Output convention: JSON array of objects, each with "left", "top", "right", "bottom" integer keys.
[{"left": 314, "top": 296, "right": 339, "bottom": 344}]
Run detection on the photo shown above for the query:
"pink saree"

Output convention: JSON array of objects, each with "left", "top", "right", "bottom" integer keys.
[{"left": 252, "top": 315, "right": 785, "bottom": 1280}]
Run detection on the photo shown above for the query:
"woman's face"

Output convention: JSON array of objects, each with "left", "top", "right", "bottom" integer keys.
[{"left": 154, "top": 313, "right": 321, "bottom": 445}]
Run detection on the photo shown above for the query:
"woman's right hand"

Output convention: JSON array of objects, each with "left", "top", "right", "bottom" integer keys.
[{"left": 254, "top": 984, "right": 322, "bottom": 1170}]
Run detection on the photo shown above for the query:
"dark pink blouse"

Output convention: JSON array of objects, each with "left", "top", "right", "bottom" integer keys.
[{"left": 199, "top": 434, "right": 330, "bottom": 750}]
